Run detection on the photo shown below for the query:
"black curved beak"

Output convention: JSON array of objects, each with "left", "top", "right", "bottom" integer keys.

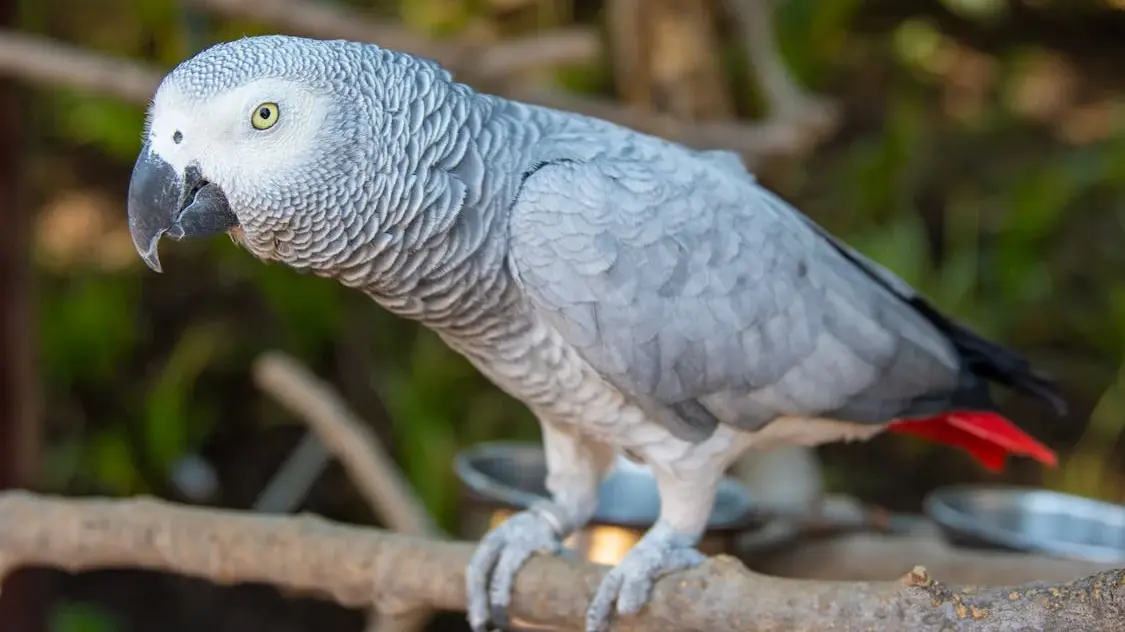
[{"left": 126, "top": 143, "right": 238, "bottom": 273}]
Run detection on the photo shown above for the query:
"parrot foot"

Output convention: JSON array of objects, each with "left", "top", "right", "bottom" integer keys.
[
  {"left": 584, "top": 521, "right": 705, "bottom": 632},
  {"left": 466, "top": 503, "right": 567, "bottom": 632}
]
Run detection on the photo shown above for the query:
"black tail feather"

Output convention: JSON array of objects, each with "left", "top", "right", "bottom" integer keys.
[
  {"left": 908, "top": 298, "right": 1068, "bottom": 417},
  {"left": 805, "top": 213, "right": 1068, "bottom": 417}
]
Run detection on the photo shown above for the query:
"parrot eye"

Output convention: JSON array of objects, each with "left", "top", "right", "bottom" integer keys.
[{"left": 250, "top": 102, "right": 280, "bottom": 130}]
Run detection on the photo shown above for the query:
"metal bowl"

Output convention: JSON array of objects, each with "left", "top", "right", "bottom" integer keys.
[
  {"left": 454, "top": 441, "right": 762, "bottom": 565},
  {"left": 924, "top": 485, "right": 1125, "bottom": 564}
]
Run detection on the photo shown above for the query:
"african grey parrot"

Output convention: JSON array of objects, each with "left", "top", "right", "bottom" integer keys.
[{"left": 125, "top": 35, "right": 1067, "bottom": 632}]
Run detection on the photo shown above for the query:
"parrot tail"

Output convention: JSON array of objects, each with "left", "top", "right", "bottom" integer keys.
[
  {"left": 886, "top": 297, "right": 1067, "bottom": 472},
  {"left": 888, "top": 412, "right": 1057, "bottom": 472}
]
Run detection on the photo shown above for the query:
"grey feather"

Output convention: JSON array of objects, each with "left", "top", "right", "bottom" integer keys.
[{"left": 508, "top": 143, "right": 963, "bottom": 440}]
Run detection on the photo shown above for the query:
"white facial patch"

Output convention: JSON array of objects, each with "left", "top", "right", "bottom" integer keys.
[
  {"left": 145, "top": 88, "right": 195, "bottom": 176},
  {"left": 144, "top": 77, "right": 331, "bottom": 196}
]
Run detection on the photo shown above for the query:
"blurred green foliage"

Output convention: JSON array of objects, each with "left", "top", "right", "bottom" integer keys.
[
  {"left": 14, "top": 0, "right": 1125, "bottom": 584},
  {"left": 49, "top": 602, "right": 123, "bottom": 632}
]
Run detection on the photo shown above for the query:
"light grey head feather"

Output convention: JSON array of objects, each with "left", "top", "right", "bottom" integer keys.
[{"left": 143, "top": 35, "right": 478, "bottom": 289}]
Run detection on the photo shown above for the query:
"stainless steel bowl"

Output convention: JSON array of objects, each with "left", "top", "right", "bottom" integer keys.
[
  {"left": 924, "top": 485, "right": 1125, "bottom": 564},
  {"left": 454, "top": 441, "right": 762, "bottom": 565}
]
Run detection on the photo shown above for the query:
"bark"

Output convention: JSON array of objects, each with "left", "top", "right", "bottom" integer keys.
[{"left": 0, "top": 492, "right": 1122, "bottom": 632}]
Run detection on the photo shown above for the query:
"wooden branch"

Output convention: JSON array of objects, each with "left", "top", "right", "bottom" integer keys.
[
  {"left": 253, "top": 351, "right": 439, "bottom": 538},
  {"left": 720, "top": 0, "right": 839, "bottom": 135},
  {"left": 253, "top": 351, "right": 442, "bottom": 632},
  {"left": 0, "top": 491, "right": 1123, "bottom": 631},
  {"left": 0, "top": 26, "right": 830, "bottom": 164},
  {"left": 251, "top": 428, "right": 332, "bottom": 514},
  {"left": 0, "top": 30, "right": 158, "bottom": 103},
  {"left": 187, "top": 0, "right": 597, "bottom": 83}
]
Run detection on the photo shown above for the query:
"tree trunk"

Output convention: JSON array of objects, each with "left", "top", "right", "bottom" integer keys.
[
  {"left": 607, "top": 0, "right": 734, "bottom": 121},
  {"left": 0, "top": 0, "right": 46, "bottom": 629}
]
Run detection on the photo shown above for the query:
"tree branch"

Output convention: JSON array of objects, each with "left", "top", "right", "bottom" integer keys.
[
  {"left": 186, "top": 0, "right": 599, "bottom": 83},
  {"left": 0, "top": 27, "right": 827, "bottom": 164},
  {"left": 253, "top": 351, "right": 439, "bottom": 537},
  {"left": 0, "top": 30, "right": 158, "bottom": 103},
  {"left": 252, "top": 351, "right": 442, "bottom": 632},
  {"left": 0, "top": 20, "right": 834, "bottom": 167},
  {"left": 0, "top": 491, "right": 1122, "bottom": 631},
  {"left": 720, "top": 0, "right": 839, "bottom": 135}
]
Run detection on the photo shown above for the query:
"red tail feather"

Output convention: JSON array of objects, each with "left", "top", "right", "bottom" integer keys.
[{"left": 888, "top": 411, "right": 1057, "bottom": 472}]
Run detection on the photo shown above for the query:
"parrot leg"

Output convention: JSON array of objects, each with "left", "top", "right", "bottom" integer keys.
[
  {"left": 466, "top": 423, "right": 613, "bottom": 632},
  {"left": 584, "top": 468, "right": 715, "bottom": 632}
]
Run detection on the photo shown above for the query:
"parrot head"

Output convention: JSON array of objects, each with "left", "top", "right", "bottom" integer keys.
[{"left": 126, "top": 35, "right": 445, "bottom": 275}]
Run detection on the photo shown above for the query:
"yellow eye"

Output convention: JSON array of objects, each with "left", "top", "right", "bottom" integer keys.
[{"left": 250, "top": 102, "right": 279, "bottom": 130}]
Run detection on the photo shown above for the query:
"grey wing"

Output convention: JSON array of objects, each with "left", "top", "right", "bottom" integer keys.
[
  {"left": 507, "top": 148, "right": 962, "bottom": 442},
  {"left": 692, "top": 149, "right": 916, "bottom": 298}
]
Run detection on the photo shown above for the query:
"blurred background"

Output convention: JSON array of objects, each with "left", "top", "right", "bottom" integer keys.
[{"left": 0, "top": 0, "right": 1124, "bottom": 630}]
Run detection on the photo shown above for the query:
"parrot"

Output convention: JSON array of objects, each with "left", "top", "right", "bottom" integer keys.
[{"left": 125, "top": 35, "right": 1067, "bottom": 632}]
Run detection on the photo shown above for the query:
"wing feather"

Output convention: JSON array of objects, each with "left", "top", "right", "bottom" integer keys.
[{"left": 507, "top": 141, "right": 962, "bottom": 440}]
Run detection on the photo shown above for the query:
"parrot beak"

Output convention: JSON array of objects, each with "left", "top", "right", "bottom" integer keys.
[{"left": 126, "top": 143, "right": 238, "bottom": 273}]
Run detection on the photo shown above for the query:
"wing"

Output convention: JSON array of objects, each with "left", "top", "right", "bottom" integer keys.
[{"left": 507, "top": 140, "right": 963, "bottom": 442}]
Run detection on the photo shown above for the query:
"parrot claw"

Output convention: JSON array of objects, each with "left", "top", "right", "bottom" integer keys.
[
  {"left": 466, "top": 507, "right": 565, "bottom": 632},
  {"left": 584, "top": 522, "right": 705, "bottom": 632}
]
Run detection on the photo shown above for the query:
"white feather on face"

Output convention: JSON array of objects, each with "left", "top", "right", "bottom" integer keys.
[{"left": 144, "top": 76, "right": 333, "bottom": 260}]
